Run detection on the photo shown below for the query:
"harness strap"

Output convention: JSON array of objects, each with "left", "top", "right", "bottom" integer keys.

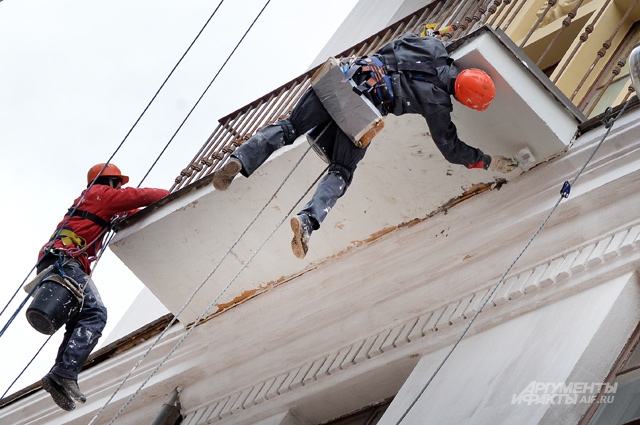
[
  {"left": 344, "top": 56, "right": 395, "bottom": 113},
  {"left": 396, "top": 58, "right": 452, "bottom": 92},
  {"left": 66, "top": 208, "right": 110, "bottom": 228},
  {"left": 50, "top": 228, "right": 87, "bottom": 247},
  {"left": 24, "top": 268, "right": 85, "bottom": 301}
]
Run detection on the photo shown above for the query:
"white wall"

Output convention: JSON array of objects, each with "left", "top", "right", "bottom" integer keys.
[{"left": 380, "top": 273, "right": 640, "bottom": 425}]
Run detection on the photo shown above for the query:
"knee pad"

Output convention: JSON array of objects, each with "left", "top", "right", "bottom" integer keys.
[
  {"left": 328, "top": 164, "right": 353, "bottom": 186},
  {"left": 277, "top": 119, "right": 298, "bottom": 144}
]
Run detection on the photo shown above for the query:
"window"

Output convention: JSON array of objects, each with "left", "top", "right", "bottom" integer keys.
[
  {"left": 581, "top": 321, "right": 640, "bottom": 424},
  {"left": 321, "top": 399, "right": 392, "bottom": 425}
]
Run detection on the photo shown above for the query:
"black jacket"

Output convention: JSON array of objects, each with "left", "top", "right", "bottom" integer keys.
[{"left": 374, "top": 34, "right": 490, "bottom": 169}]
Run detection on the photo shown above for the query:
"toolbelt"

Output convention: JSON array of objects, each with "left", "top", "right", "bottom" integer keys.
[{"left": 23, "top": 264, "right": 84, "bottom": 301}]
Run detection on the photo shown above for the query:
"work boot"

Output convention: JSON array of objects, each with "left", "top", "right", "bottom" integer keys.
[
  {"left": 42, "top": 374, "right": 76, "bottom": 411},
  {"left": 49, "top": 373, "right": 86, "bottom": 403},
  {"left": 290, "top": 214, "right": 313, "bottom": 259},
  {"left": 212, "top": 158, "right": 242, "bottom": 191}
]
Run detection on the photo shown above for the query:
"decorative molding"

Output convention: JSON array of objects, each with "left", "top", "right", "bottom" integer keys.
[{"left": 183, "top": 222, "right": 640, "bottom": 424}]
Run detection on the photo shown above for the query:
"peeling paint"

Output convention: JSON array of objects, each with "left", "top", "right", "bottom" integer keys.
[
  {"left": 292, "top": 179, "right": 509, "bottom": 278},
  {"left": 214, "top": 288, "right": 261, "bottom": 312},
  {"left": 165, "top": 179, "right": 509, "bottom": 330}
]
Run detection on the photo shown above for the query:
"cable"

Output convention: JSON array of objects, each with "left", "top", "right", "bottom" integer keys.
[
  {"left": 394, "top": 102, "right": 631, "bottom": 424},
  {"left": 108, "top": 167, "right": 325, "bottom": 425},
  {"left": 4, "top": 0, "right": 272, "bottom": 405},
  {"left": 0, "top": 265, "right": 35, "bottom": 319},
  {"left": 0, "top": 0, "right": 227, "bottom": 331},
  {"left": 137, "top": 0, "right": 272, "bottom": 187},
  {"left": 89, "top": 140, "right": 322, "bottom": 424},
  {"left": 0, "top": 335, "right": 53, "bottom": 401}
]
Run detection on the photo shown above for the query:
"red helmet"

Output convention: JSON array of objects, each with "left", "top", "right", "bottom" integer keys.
[
  {"left": 87, "top": 163, "right": 129, "bottom": 185},
  {"left": 454, "top": 68, "right": 496, "bottom": 111}
]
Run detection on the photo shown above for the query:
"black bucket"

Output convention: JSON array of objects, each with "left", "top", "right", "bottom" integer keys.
[{"left": 26, "top": 280, "right": 81, "bottom": 335}]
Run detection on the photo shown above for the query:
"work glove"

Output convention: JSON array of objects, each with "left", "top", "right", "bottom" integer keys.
[{"left": 489, "top": 156, "right": 518, "bottom": 173}]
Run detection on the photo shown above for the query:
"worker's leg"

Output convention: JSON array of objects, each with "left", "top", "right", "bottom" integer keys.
[
  {"left": 215, "top": 88, "right": 331, "bottom": 190},
  {"left": 291, "top": 126, "right": 368, "bottom": 258},
  {"left": 299, "top": 127, "right": 367, "bottom": 228},
  {"left": 235, "top": 88, "right": 331, "bottom": 175},
  {"left": 49, "top": 259, "right": 107, "bottom": 402}
]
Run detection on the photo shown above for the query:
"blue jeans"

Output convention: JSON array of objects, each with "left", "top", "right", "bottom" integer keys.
[{"left": 37, "top": 254, "right": 108, "bottom": 380}]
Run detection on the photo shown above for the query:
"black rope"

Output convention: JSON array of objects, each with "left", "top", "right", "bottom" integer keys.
[
  {"left": 0, "top": 336, "right": 53, "bottom": 401},
  {"left": 394, "top": 102, "right": 631, "bottom": 424},
  {"left": 0, "top": 1, "right": 227, "bottom": 330},
  {"left": 137, "top": 0, "right": 272, "bottom": 187},
  {"left": 0, "top": 0, "right": 228, "bottom": 400}
]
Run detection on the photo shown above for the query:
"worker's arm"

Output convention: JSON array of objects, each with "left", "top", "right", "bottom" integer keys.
[
  {"left": 100, "top": 186, "right": 170, "bottom": 217},
  {"left": 423, "top": 105, "right": 491, "bottom": 169}
]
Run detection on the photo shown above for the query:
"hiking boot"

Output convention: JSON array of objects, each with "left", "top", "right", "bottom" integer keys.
[
  {"left": 290, "top": 214, "right": 313, "bottom": 259},
  {"left": 212, "top": 158, "right": 242, "bottom": 191},
  {"left": 42, "top": 374, "right": 75, "bottom": 411},
  {"left": 49, "top": 373, "right": 86, "bottom": 403}
]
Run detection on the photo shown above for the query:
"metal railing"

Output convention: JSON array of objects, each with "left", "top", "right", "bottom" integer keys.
[{"left": 170, "top": 0, "right": 639, "bottom": 192}]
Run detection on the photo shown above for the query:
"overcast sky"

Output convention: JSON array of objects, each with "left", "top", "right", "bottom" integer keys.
[{"left": 0, "top": 0, "right": 358, "bottom": 397}]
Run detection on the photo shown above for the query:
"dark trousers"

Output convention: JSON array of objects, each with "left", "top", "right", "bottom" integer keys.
[
  {"left": 37, "top": 254, "right": 108, "bottom": 381},
  {"left": 232, "top": 88, "right": 368, "bottom": 229}
]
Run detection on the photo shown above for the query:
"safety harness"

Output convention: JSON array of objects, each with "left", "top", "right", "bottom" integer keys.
[
  {"left": 341, "top": 54, "right": 454, "bottom": 113},
  {"left": 66, "top": 208, "right": 110, "bottom": 228},
  {"left": 48, "top": 208, "right": 111, "bottom": 249},
  {"left": 342, "top": 56, "right": 395, "bottom": 113}
]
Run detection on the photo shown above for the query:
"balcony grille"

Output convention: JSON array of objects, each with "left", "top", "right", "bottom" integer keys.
[{"left": 171, "top": 0, "right": 639, "bottom": 192}]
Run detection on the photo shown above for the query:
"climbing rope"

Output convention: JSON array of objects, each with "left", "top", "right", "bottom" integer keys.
[
  {"left": 394, "top": 102, "right": 631, "bottom": 424},
  {"left": 0, "top": 335, "right": 53, "bottom": 401},
  {"left": 138, "top": 0, "right": 271, "bottom": 187},
  {"left": 0, "top": 0, "right": 231, "bottom": 403},
  {"left": 88, "top": 141, "right": 325, "bottom": 424},
  {"left": 0, "top": 231, "right": 116, "bottom": 402},
  {"left": 0, "top": 0, "right": 227, "bottom": 333}
]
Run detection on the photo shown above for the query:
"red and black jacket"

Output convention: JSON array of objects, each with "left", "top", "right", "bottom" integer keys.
[{"left": 41, "top": 184, "right": 169, "bottom": 273}]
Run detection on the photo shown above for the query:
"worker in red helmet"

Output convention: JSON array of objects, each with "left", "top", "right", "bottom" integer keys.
[
  {"left": 213, "top": 32, "right": 516, "bottom": 259},
  {"left": 36, "top": 163, "right": 169, "bottom": 411}
]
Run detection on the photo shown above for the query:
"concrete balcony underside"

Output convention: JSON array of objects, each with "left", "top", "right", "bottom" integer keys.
[{"left": 111, "top": 28, "right": 583, "bottom": 326}]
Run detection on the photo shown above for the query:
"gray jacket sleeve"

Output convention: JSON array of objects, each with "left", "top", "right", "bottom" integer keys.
[{"left": 423, "top": 103, "right": 491, "bottom": 169}]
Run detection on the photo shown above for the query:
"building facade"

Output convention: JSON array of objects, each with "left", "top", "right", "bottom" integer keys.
[{"left": 3, "top": 1, "right": 640, "bottom": 424}]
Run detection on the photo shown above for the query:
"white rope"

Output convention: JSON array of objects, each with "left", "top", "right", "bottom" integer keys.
[
  {"left": 88, "top": 140, "right": 325, "bottom": 424},
  {"left": 394, "top": 103, "right": 630, "bottom": 424}
]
